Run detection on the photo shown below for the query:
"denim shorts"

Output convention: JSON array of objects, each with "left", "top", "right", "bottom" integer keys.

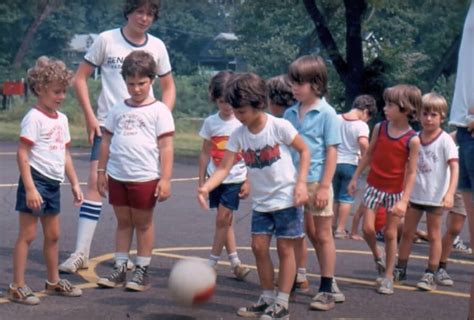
[
  {"left": 333, "top": 163, "right": 357, "bottom": 203},
  {"left": 251, "top": 206, "right": 304, "bottom": 239},
  {"left": 15, "top": 168, "right": 61, "bottom": 216},
  {"left": 457, "top": 128, "right": 474, "bottom": 198},
  {"left": 209, "top": 182, "right": 244, "bottom": 211},
  {"left": 90, "top": 127, "right": 105, "bottom": 161}
]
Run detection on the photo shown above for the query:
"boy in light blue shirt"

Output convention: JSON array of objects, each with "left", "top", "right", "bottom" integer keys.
[{"left": 284, "top": 55, "right": 343, "bottom": 311}]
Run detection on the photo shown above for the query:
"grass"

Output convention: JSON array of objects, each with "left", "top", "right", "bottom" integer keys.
[{"left": 0, "top": 99, "right": 203, "bottom": 158}]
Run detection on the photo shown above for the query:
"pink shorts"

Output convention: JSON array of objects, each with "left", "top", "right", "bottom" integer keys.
[{"left": 108, "top": 177, "right": 159, "bottom": 210}]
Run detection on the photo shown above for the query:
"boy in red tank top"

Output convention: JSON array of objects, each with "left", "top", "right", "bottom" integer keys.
[{"left": 348, "top": 84, "right": 421, "bottom": 295}]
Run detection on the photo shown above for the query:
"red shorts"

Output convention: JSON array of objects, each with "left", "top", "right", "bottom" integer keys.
[{"left": 108, "top": 177, "right": 159, "bottom": 210}]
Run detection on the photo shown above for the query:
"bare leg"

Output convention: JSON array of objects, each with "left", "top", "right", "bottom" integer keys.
[
  {"left": 397, "top": 208, "right": 423, "bottom": 262},
  {"left": 362, "top": 207, "right": 381, "bottom": 258},
  {"left": 211, "top": 205, "right": 234, "bottom": 256},
  {"left": 426, "top": 213, "right": 443, "bottom": 270},
  {"left": 441, "top": 213, "right": 465, "bottom": 262},
  {"left": 276, "top": 238, "right": 297, "bottom": 293},
  {"left": 335, "top": 203, "right": 352, "bottom": 235},
  {"left": 131, "top": 207, "right": 154, "bottom": 257},
  {"left": 384, "top": 213, "right": 402, "bottom": 279},
  {"left": 113, "top": 206, "right": 134, "bottom": 254},
  {"left": 12, "top": 213, "right": 38, "bottom": 287},
  {"left": 350, "top": 203, "right": 364, "bottom": 240},
  {"left": 251, "top": 235, "right": 274, "bottom": 290},
  {"left": 41, "top": 215, "right": 61, "bottom": 283}
]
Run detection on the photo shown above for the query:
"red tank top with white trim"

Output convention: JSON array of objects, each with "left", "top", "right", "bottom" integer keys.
[{"left": 366, "top": 121, "right": 416, "bottom": 193}]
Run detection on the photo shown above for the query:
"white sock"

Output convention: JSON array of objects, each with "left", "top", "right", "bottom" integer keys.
[
  {"left": 297, "top": 268, "right": 307, "bottom": 282},
  {"left": 75, "top": 200, "right": 102, "bottom": 258},
  {"left": 114, "top": 252, "right": 129, "bottom": 267},
  {"left": 275, "top": 291, "right": 289, "bottom": 308},
  {"left": 262, "top": 290, "right": 276, "bottom": 304},
  {"left": 136, "top": 256, "right": 151, "bottom": 267},
  {"left": 228, "top": 252, "right": 241, "bottom": 268},
  {"left": 208, "top": 254, "right": 220, "bottom": 268}
]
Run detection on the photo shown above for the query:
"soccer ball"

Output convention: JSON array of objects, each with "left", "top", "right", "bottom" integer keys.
[{"left": 168, "top": 259, "right": 216, "bottom": 307}]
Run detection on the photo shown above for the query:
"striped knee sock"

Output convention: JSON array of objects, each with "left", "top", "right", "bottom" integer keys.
[{"left": 75, "top": 200, "right": 102, "bottom": 258}]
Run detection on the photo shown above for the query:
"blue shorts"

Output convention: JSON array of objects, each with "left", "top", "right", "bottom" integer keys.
[
  {"left": 209, "top": 182, "right": 243, "bottom": 211},
  {"left": 457, "top": 128, "right": 474, "bottom": 198},
  {"left": 90, "top": 127, "right": 105, "bottom": 161},
  {"left": 333, "top": 163, "right": 357, "bottom": 203},
  {"left": 251, "top": 206, "right": 304, "bottom": 239},
  {"left": 15, "top": 168, "right": 61, "bottom": 216}
]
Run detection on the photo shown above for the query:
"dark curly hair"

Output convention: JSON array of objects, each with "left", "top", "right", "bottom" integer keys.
[{"left": 267, "top": 75, "right": 296, "bottom": 108}]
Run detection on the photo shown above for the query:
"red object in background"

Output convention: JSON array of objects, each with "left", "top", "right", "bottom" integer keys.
[
  {"left": 375, "top": 207, "right": 387, "bottom": 232},
  {"left": 2, "top": 81, "right": 25, "bottom": 96}
]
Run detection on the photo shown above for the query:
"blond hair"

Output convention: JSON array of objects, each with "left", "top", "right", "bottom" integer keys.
[
  {"left": 27, "top": 56, "right": 73, "bottom": 97},
  {"left": 420, "top": 92, "right": 448, "bottom": 119}
]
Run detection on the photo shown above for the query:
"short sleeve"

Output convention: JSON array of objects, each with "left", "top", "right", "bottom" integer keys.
[
  {"left": 324, "top": 112, "right": 342, "bottom": 146},
  {"left": 275, "top": 118, "right": 298, "bottom": 146},
  {"left": 226, "top": 128, "right": 242, "bottom": 153},
  {"left": 155, "top": 41, "right": 172, "bottom": 77},
  {"left": 104, "top": 107, "right": 116, "bottom": 134},
  {"left": 445, "top": 135, "right": 459, "bottom": 161},
  {"left": 156, "top": 105, "right": 175, "bottom": 138},
  {"left": 198, "top": 117, "right": 211, "bottom": 140},
  {"left": 62, "top": 114, "right": 71, "bottom": 146},
  {"left": 358, "top": 122, "right": 370, "bottom": 139},
  {"left": 19, "top": 110, "right": 40, "bottom": 145},
  {"left": 84, "top": 33, "right": 107, "bottom": 67}
]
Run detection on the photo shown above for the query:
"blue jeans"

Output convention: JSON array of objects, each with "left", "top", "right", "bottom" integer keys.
[
  {"left": 251, "top": 206, "right": 304, "bottom": 239},
  {"left": 333, "top": 163, "right": 357, "bottom": 203}
]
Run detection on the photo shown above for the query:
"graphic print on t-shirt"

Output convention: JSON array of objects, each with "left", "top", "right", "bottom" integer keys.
[
  {"left": 211, "top": 136, "right": 243, "bottom": 166},
  {"left": 46, "top": 124, "right": 66, "bottom": 152},
  {"left": 242, "top": 144, "right": 281, "bottom": 169},
  {"left": 116, "top": 113, "right": 146, "bottom": 136}
]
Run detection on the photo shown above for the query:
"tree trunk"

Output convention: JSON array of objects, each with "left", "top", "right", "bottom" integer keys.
[
  {"left": 343, "top": 0, "right": 367, "bottom": 109},
  {"left": 302, "top": 0, "right": 367, "bottom": 110},
  {"left": 13, "top": 1, "right": 57, "bottom": 70}
]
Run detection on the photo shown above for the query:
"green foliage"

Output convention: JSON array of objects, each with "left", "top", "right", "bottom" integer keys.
[{"left": 172, "top": 73, "right": 214, "bottom": 118}]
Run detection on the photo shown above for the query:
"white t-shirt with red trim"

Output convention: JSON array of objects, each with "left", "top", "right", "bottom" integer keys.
[
  {"left": 410, "top": 130, "right": 459, "bottom": 206},
  {"left": 19, "top": 108, "right": 71, "bottom": 182},
  {"left": 337, "top": 114, "right": 369, "bottom": 165},
  {"left": 85, "top": 28, "right": 172, "bottom": 125},
  {"left": 199, "top": 113, "right": 246, "bottom": 184},
  {"left": 104, "top": 100, "right": 174, "bottom": 182},
  {"left": 226, "top": 114, "right": 298, "bottom": 212}
]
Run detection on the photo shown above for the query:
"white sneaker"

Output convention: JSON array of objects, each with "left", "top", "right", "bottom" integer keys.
[
  {"left": 59, "top": 252, "right": 88, "bottom": 274},
  {"left": 331, "top": 278, "right": 345, "bottom": 303}
]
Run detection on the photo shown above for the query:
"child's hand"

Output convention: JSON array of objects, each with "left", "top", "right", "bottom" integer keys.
[
  {"left": 442, "top": 193, "right": 454, "bottom": 209},
  {"left": 155, "top": 179, "right": 171, "bottom": 202},
  {"left": 239, "top": 180, "right": 250, "bottom": 199},
  {"left": 294, "top": 181, "right": 308, "bottom": 207},
  {"left": 97, "top": 173, "right": 108, "bottom": 198},
  {"left": 197, "top": 187, "right": 210, "bottom": 210},
  {"left": 26, "top": 188, "right": 43, "bottom": 212},
  {"left": 314, "top": 185, "right": 329, "bottom": 209},
  {"left": 347, "top": 179, "right": 357, "bottom": 196},
  {"left": 391, "top": 200, "right": 408, "bottom": 218},
  {"left": 71, "top": 184, "right": 84, "bottom": 207}
]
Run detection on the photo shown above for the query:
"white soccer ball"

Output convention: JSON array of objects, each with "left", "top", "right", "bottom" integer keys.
[{"left": 168, "top": 259, "right": 216, "bottom": 307}]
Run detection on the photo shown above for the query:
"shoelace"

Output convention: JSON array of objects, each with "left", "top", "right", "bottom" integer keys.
[
  {"left": 18, "top": 286, "right": 34, "bottom": 298},
  {"left": 57, "top": 279, "right": 73, "bottom": 291},
  {"left": 109, "top": 265, "right": 126, "bottom": 280},
  {"left": 131, "top": 267, "right": 146, "bottom": 283},
  {"left": 67, "top": 254, "right": 84, "bottom": 269}
]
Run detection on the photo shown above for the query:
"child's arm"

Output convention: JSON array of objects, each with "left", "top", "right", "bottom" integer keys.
[
  {"left": 442, "top": 160, "right": 459, "bottom": 209},
  {"left": 239, "top": 179, "right": 250, "bottom": 199},
  {"left": 314, "top": 144, "right": 337, "bottom": 209},
  {"left": 391, "top": 136, "right": 420, "bottom": 217},
  {"left": 197, "top": 150, "right": 236, "bottom": 209},
  {"left": 290, "top": 134, "right": 309, "bottom": 206},
  {"left": 16, "top": 141, "right": 43, "bottom": 211},
  {"left": 348, "top": 123, "right": 380, "bottom": 195},
  {"left": 74, "top": 62, "right": 100, "bottom": 144},
  {"left": 156, "top": 134, "right": 174, "bottom": 202},
  {"left": 198, "top": 139, "right": 212, "bottom": 187},
  {"left": 358, "top": 135, "right": 370, "bottom": 159},
  {"left": 65, "top": 148, "right": 83, "bottom": 207},
  {"left": 96, "top": 131, "right": 112, "bottom": 198}
]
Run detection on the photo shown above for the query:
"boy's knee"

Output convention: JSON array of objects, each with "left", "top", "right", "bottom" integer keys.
[
  {"left": 251, "top": 241, "right": 268, "bottom": 257},
  {"left": 384, "top": 229, "right": 397, "bottom": 242},
  {"left": 215, "top": 213, "right": 232, "bottom": 228},
  {"left": 363, "top": 225, "right": 375, "bottom": 237}
]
